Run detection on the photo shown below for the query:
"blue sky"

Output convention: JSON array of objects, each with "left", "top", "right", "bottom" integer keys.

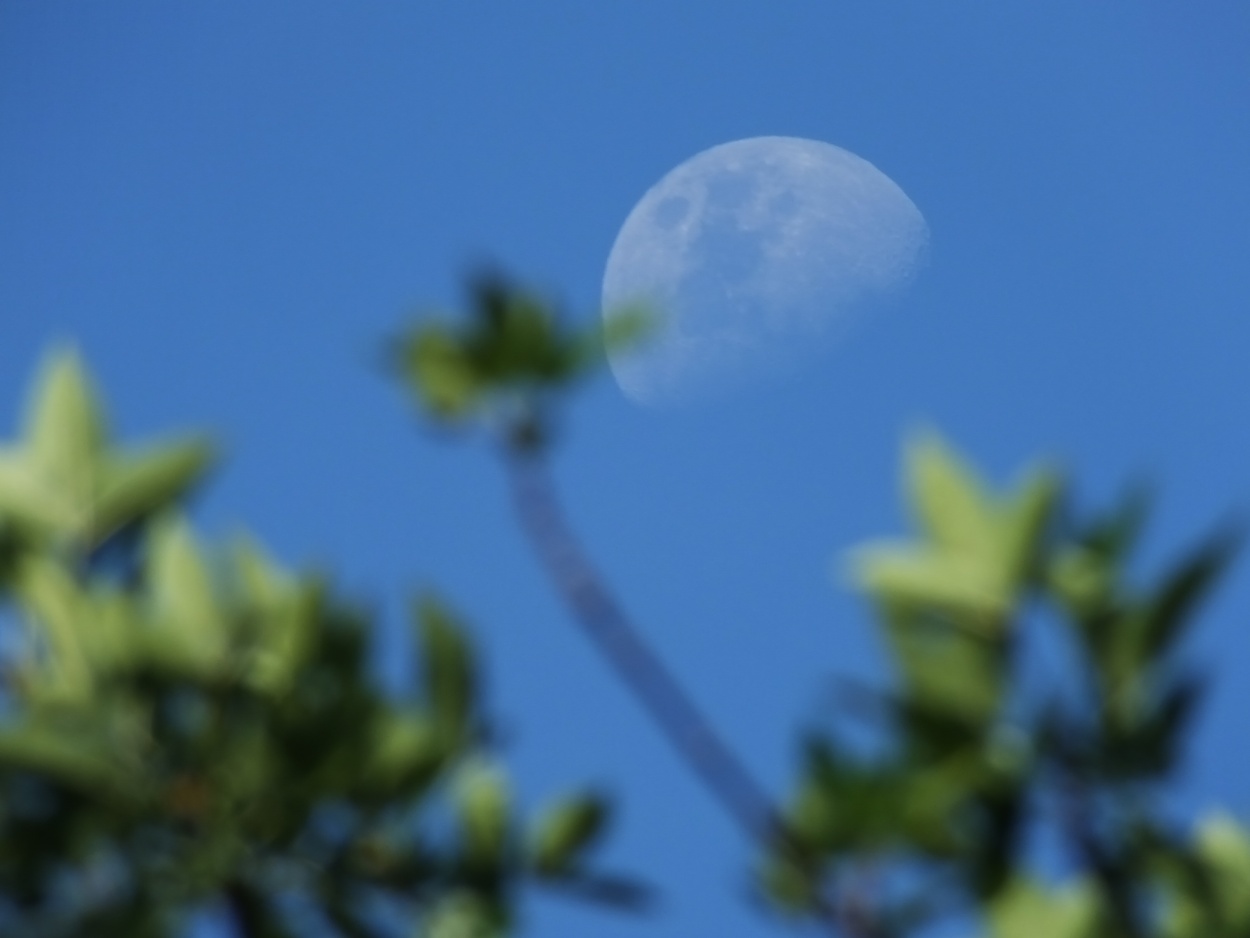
[{"left": 2, "top": 3, "right": 1248, "bottom": 936}]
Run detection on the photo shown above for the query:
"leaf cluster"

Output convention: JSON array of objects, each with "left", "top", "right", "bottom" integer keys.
[
  {"left": 395, "top": 278, "right": 1249, "bottom": 938},
  {"left": 761, "top": 434, "right": 1249, "bottom": 938},
  {"left": 391, "top": 273, "right": 651, "bottom": 451},
  {"left": 4, "top": 275, "right": 1245, "bottom": 938},
  {"left": 0, "top": 351, "right": 629, "bottom": 938}
]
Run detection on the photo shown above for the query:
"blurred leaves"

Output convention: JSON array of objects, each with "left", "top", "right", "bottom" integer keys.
[
  {"left": 0, "top": 347, "right": 628, "bottom": 938},
  {"left": 527, "top": 791, "right": 610, "bottom": 878},
  {"left": 393, "top": 272, "right": 652, "bottom": 450},
  {"left": 0, "top": 280, "right": 1242, "bottom": 938},
  {"left": 984, "top": 878, "right": 1102, "bottom": 938},
  {"left": 766, "top": 430, "right": 1243, "bottom": 937},
  {"left": 0, "top": 348, "right": 214, "bottom": 551},
  {"left": 850, "top": 430, "right": 1059, "bottom": 630}
]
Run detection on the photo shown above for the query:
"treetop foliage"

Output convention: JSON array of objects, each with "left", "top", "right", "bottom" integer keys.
[
  {"left": 0, "top": 277, "right": 1245, "bottom": 937},
  {"left": 0, "top": 343, "right": 631, "bottom": 938}
]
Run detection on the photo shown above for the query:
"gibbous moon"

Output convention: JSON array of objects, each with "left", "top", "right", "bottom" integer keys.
[{"left": 602, "top": 136, "right": 928, "bottom": 405}]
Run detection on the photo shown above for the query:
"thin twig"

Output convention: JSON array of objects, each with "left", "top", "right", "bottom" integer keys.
[{"left": 504, "top": 448, "right": 862, "bottom": 936}]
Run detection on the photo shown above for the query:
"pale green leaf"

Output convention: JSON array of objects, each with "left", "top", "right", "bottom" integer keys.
[
  {"left": 26, "top": 348, "right": 106, "bottom": 495},
  {"left": 0, "top": 453, "right": 76, "bottom": 536},
  {"left": 146, "top": 517, "right": 229, "bottom": 673},
  {"left": 907, "top": 429, "right": 996, "bottom": 552},
  {"left": 95, "top": 437, "right": 217, "bottom": 539}
]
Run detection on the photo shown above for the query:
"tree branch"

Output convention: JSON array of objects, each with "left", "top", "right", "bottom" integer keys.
[{"left": 504, "top": 449, "right": 860, "bottom": 935}]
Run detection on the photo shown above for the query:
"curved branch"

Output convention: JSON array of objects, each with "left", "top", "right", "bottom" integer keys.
[{"left": 504, "top": 449, "right": 858, "bottom": 935}]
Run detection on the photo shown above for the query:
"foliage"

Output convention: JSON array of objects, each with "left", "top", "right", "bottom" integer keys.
[
  {"left": 396, "top": 278, "right": 1250, "bottom": 938},
  {"left": 0, "top": 275, "right": 1245, "bottom": 938},
  {"left": 0, "top": 348, "right": 630, "bottom": 938}
]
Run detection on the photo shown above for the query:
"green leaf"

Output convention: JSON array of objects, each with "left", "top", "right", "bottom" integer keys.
[
  {"left": 0, "top": 721, "right": 138, "bottom": 801},
  {"left": 0, "top": 349, "right": 107, "bottom": 542},
  {"left": 880, "top": 604, "right": 1008, "bottom": 724},
  {"left": 987, "top": 877, "right": 1100, "bottom": 938},
  {"left": 367, "top": 710, "right": 444, "bottom": 793},
  {"left": 852, "top": 548, "right": 1011, "bottom": 628},
  {"left": 26, "top": 348, "right": 106, "bottom": 496},
  {"left": 95, "top": 437, "right": 217, "bottom": 539},
  {"left": 1140, "top": 528, "right": 1239, "bottom": 664},
  {"left": 784, "top": 739, "right": 911, "bottom": 855},
  {"left": 907, "top": 430, "right": 997, "bottom": 553},
  {"left": 1079, "top": 482, "right": 1152, "bottom": 567},
  {"left": 569, "top": 303, "right": 657, "bottom": 373},
  {"left": 416, "top": 595, "right": 477, "bottom": 739},
  {"left": 145, "top": 516, "right": 230, "bottom": 676},
  {"left": 0, "top": 455, "right": 77, "bottom": 537},
  {"left": 422, "top": 892, "right": 507, "bottom": 938},
  {"left": 1048, "top": 546, "right": 1117, "bottom": 618},
  {"left": 528, "top": 792, "right": 610, "bottom": 876},
  {"left": 230, "top": 535, "right": 319, "bottom": 693},
  {"left": 456, "top": 761, "right": 512, "bottom": 869},
  {"left": 0, "top": 349, "right": 215, "bottom": 548},
  {"left": 13, "top": 556, "right": 95, "bottom": 701},
  {"left": 849, "top": 430, "right": 1059, "bottom": 631},
  {"left": 1102, "top": 673, "right": 1206, "bottom": 781},
  {"left": 1193, "top": 812, "right": 1250, "bottom": 929},
  {"left": 405, "top": 328, "right": 482, "bottom": 420},
  {"left": 758, "top": 855, "right": 822, "bottom": 915}
]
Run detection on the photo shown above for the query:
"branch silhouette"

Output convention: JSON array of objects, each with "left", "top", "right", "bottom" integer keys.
[{"left": 504, "top": 448, "right": 862, "bottom": 936}]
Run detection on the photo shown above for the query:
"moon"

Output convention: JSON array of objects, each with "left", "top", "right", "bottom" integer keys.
[{"left": 601, "top": 136, "right": 928, "bottom": 405}]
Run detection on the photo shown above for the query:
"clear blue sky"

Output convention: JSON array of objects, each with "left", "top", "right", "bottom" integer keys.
[{"left": 2, "top": 4, "right": 1248, "bottom": 936}]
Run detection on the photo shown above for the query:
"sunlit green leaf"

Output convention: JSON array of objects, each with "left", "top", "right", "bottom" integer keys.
[
  {"left": 849, "top": 431, "right": 1058, "bottom": 631},
  {"left": 145, "top": 516, "right": 230, "bottom": 676},
  {"left": 907, "top": 430, "right": 997, "bottom": 553},
  {"left": 96, "top": 437, "right": 217, "bottom": 540},
  {"left": 26, "top": 348, "right": 106, "bottom": 500}
]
